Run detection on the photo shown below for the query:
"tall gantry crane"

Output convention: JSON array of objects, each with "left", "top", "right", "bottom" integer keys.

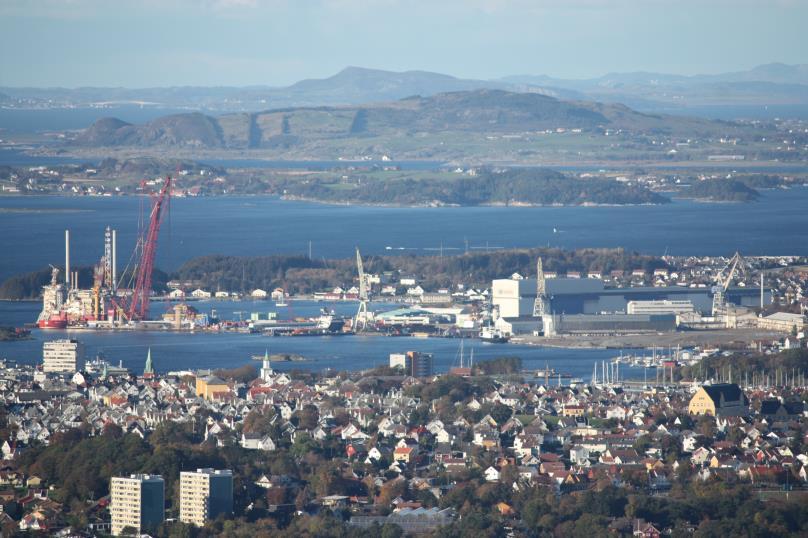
[
  {"left": 532, "top": 257, "right": 547, "bottom": 317},
  {"left": 354, "top": 247, "right": 369, "bottom": 332},
  {"left": 711, "top": 251, "right": 749, "bottom": 318}
]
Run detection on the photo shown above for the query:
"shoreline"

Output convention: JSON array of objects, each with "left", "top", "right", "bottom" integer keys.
[{"left": 20, "top": 147, "right": 808, "bottom": 171}]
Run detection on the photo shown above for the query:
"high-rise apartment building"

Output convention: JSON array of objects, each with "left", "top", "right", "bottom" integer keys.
[
  {"left": 110, "top": 474, "right": 164, "bottom": 536},
  {"left": 42, "top": 339, "right": 83, "bottom": 373},
  {"left": 179, "top": 468, "right": 233, "bottom": 526}
]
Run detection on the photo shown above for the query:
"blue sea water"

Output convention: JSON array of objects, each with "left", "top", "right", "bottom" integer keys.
[
  {"left": 1, "top": 187, "right": 808, "bottom": 283},
  {"left": 0, "top": 299, "right": 649, "bottom": 379},
  {"left": 2, "top": 186, "right": 807, "bottom": 376}
]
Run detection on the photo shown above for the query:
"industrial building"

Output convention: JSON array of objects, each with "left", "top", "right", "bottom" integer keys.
[
  {"left": 390, "top": 351, "right": 434, "bottom": 377},
  {"left": 492, "top": 275, "right": 764, "bottom": 318},
  {"left": 42, "top": 339, "right": 83, "bottom": 373},
  {"left": 110, "top": 474, "right": 165, "bottom": 536},
  {"left": 375, "top": 306, "right": 472, "bottom": 328},
  {"left": 758, "top": 312, "right": 806, "bottom": 333},
  {"left": 627, "top": 300, "right": 695, "bottom": 316},
  {"left": 179, "top": 469, "right": 233, "bottom": 526},
  {"left": 547, "top": 313, "right": 677, "bottom": 335}
]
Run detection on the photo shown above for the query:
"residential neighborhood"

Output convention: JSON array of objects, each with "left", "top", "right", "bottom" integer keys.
[{"left": 0, "top": 344, "right": 806, "bottom": 536}]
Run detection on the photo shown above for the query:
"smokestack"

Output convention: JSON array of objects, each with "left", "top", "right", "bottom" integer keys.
[
  {"left": 65, "top": 230, "right": 70, "bottom": 287},
  {"left": 112, "top": 229, "right": 117, "bottom": 291},
  {"left": 760, "top": 273, "right": 764, "bottom": 309}
]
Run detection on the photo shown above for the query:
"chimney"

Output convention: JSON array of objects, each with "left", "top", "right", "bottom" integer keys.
[
  {"left": 65, "top": 230, "right": 70, "bottom": 287},
  {"left": 112, "top": 229, "right": 117, "bottom": 291}
]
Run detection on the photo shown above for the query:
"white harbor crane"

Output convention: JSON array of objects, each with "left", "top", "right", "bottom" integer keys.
[
  {"left": 711, "top": 251, "right": 750, "bottom": 322},
  {"left": 354, "top": 247, "right": 370, "bottom": 332},
  {"left": 532, "top": 257, "right": 547, "bottom": 317}
]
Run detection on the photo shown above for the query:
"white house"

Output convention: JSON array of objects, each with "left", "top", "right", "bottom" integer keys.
[
  {"left": 251, "top": 289, "right": 268, "bottom": 299},
  {"left": 241, "top": 432, "right": 276, "bottom": 451},
  {"left": 484, "top": 466, "right": 501, "bottom": 482},
  {"left": 191, "top": 289, "right": 212, "bottom": 298}
]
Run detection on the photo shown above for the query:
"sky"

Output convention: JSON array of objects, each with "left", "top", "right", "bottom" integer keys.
[{"left": 0, "top": 0, "right": 806, "bottom": 88}]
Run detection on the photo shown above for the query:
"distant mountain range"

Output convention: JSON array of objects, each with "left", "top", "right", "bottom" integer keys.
[
  {"left": 3, "top": 63, "right": 807, "bottom": 114},
  {"left": 501, "top": 63, "right": 808, "bottom": 110},
  {"left": 73, "top": 89, "right": 738, "bottom": 150}
]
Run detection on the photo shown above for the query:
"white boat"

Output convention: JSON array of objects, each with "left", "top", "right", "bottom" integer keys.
[{"left": 479, "top": 325, "right": 509, "bottom": 343}]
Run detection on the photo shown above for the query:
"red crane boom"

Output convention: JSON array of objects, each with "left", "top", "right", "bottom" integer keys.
[{"left": 128, "top": 176, "right": 171, "bottom": 320}]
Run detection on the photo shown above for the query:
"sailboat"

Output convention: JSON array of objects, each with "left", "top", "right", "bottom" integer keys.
[{"left": 449, "top": 339, "right": 474, "bottom": 376}]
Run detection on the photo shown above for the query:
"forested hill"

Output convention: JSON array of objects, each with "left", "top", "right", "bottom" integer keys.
[
  {"left": 277, "top": 168, "right": 669, "bottom": 206},
  {"left": 0, "top": 248, "right": 667, "bottom": 301},
  {"left": 678, "top": 179, "right": 761, "bottom": 202},
  {"left": 171, "top": 247, "right": 668, "bottom": 295}
]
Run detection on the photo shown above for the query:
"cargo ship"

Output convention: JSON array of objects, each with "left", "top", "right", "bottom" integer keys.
[{"left": 262, "top": 311, "right": 347, "bottom": 336}]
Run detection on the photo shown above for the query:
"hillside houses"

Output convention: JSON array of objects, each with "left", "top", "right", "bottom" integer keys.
[{"left": 1, "top": 354, "right": 807, "bottom": 535}]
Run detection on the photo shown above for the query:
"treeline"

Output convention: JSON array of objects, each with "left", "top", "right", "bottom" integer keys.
[
  {"left": 679, "top": 348, "right": 808, "bottom": 383},
  {"left": 277, "top": 168, "right": 670, "bottom": 206},
  {"left": 171, "top": 247, "right": 669, "bottom": 294},
  {"left": 0, "top": 247, "right": 669, "bottom": 300}
]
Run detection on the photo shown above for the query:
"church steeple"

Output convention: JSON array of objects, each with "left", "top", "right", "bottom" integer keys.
[
  {"left": 144, "top": 348, "right": 154, "bottom": 378},
  {"left": 261, "top": 349, "right": 273, "bottom": 381}
]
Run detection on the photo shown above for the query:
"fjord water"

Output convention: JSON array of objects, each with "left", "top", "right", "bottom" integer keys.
[
  {"left": 2, "top": 187, "right": 808, "bottom": 282},
  {"left": 0, "top": 299, "right": 649, "bottom": 379}
]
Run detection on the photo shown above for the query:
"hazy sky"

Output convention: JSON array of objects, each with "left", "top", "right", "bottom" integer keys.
[{"left": 1, "top": 0, "right": 806, "bottom": 87}]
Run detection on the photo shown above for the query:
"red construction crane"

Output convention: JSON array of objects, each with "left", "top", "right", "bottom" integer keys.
[{"left": 127, "top": 176, "right": 171, "bottom": 320}]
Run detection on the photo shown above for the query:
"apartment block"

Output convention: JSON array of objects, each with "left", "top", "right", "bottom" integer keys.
[
  {"left": 42, "top": 339, "right": 83, "bottom": 373},
  {"left": 110, "top": 474, "right": 164, "bottom": 536},
  {"left": 179, "top": 468, "right": 233, "bottom": 526}
]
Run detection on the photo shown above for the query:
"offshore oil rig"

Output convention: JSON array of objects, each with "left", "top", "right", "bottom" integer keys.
[{"left": 37, "top": 176, "right": 172, "bottom": 329}]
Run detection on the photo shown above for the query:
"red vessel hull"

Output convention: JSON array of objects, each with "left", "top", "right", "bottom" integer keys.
[{"left": 38, "top": 317, "right": 68, "bottom": 329}]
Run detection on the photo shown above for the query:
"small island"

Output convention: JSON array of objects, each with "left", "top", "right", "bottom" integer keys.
[
  {"left": 678, "top": 179, "right": 761, "bottom": 202},
  {"left": 0, "top": 326, "right": 31, "bottom": 341},
  {"left": 277, "top": 168, "right": 670, "bottom": 207}
]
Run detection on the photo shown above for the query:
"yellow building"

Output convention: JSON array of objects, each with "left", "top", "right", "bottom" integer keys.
[
  {"left": 561, "top": 405, "right": 585, "bottom": 417},
  {"left": 688, "top": 383, "right": 749, "bottom": 417},
  {"left": 195, "top": 375, "right": 230, "bottom": 400}
]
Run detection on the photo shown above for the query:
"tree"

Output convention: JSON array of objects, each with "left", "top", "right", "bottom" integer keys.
[
  {"left": 380, "top": 523, "right": 404, "bottom": 538},
  {"left": 490, "top": 403, "right": 512, "bottom": 425}
]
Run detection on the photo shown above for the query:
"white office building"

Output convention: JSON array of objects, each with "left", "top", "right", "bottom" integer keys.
[{"left": 42, "top": 339, "right": 83, "bottom": 373}]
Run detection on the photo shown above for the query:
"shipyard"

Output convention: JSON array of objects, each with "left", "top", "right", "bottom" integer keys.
[{"left": 31, "top": 183, "right": 806, "bottom": 368}]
